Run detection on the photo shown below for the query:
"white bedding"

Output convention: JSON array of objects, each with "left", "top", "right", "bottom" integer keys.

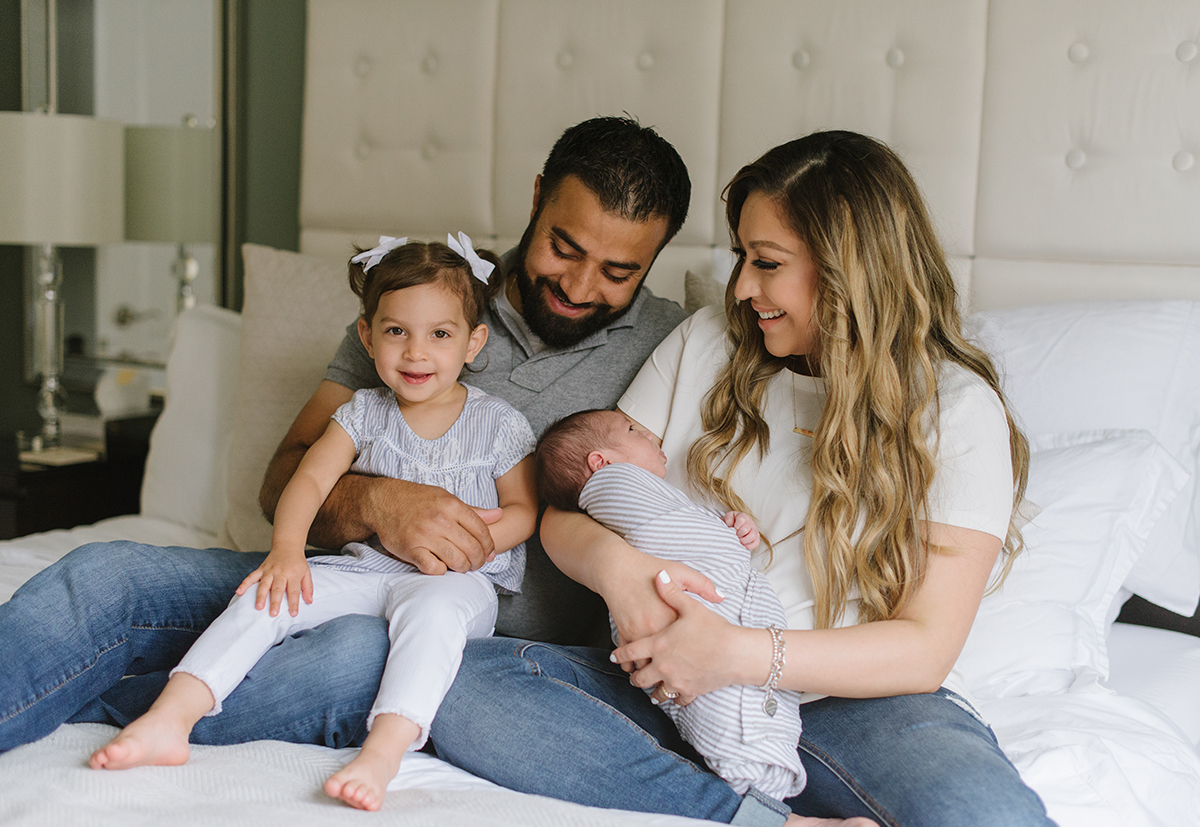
[{"left": 3, "top": 523, "right": 1200, "bottom": 826}]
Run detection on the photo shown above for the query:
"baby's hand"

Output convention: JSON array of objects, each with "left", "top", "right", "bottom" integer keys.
[
  {"left": 236, "top": 554, "right": 314, "bottom": 617},
  {"left": 723, "top": 511, "right": 760, "bottom": 551}
]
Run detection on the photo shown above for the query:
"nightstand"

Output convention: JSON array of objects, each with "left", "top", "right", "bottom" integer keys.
[{"left": 0, "top": 412, "right": 159, "bottom": 540}]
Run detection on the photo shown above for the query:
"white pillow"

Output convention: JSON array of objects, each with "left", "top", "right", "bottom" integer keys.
[
  {"left": 140, "top": 305, "right": 241, "bottom": 535},
  {"left": 957, "top": 431, "right": 1188, "bottom": 699},
  {"left": 970, "top": 301, "right": 1200, "bottom": 616},
  {"left": 220, "top": 244, "right": 361, "bottom": 552}
]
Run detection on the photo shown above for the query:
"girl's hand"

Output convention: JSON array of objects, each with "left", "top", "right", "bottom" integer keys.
[
  {"left": 610, "top": 570, "right": 753, "bottom": 705},
  {"left": 723, "top": 511, "right": 760, "bottom": 551},
  {"left": 236, "top": 555, "right": 314, "bottom": 617}
]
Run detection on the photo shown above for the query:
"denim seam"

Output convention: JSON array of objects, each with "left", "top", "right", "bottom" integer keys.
[
  {"left": 514, "top": 642, "right": 718, "bottom": 785},
  {"left": 0, "top": 636, "right": 128, "bottom": 725},
  {"left": 797, "top": 736, "right": 897, "bottom": 827}
]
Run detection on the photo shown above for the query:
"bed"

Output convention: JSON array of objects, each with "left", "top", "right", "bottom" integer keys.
[{"left": 3, "top": 1, "right": 1200, "bottom": 825}]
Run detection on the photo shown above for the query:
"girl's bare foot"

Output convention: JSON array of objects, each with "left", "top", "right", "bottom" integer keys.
[
  {"left": 89, "top": 710, "right": 191, "bottom": 770},
  {"left": 88, "top": 672, "right": 214, "bottom": 771},
  {"left": 787, "top": 816, "right": 880, "bottom": 827},
  {"left": 323, "top": 713, "right": 418, "bottom": 811}
]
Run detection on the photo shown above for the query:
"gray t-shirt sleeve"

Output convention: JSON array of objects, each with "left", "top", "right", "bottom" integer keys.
[{"left": 324, "top": 321, "right": 381, "bottom": 390}]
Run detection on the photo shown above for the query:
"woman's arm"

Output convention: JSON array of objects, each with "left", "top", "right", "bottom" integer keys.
[
  {"left": 486, "top": 456, "right": 538, "bottom": 554},
  {"left": 541, "top": 506, "right": 723, "bottom": 648},
  {"left": 612, "top": 521, "right": 1001, "bottom": 701}
]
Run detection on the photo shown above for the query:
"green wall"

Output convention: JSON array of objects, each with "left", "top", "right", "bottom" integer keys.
[
  {"left": 227, "top": 0, "right": 307, "bottom": 310},
  {"left": 0, "top": 0, "right": 39, "bottom": 436}
]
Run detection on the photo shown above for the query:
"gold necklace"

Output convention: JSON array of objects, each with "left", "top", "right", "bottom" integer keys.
[{"left": 792, "top": 371, "right": 815, "bottom": 437}]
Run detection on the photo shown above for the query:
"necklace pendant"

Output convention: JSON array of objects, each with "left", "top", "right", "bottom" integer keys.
[
  {"left": 763, "top": 696, "right": 777, "bottom": 717},
  {"left": 794, "top": 426, "right": 814, "bottom": 437}
]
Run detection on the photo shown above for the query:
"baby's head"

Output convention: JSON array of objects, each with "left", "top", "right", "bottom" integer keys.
[
  {"left": 535, "top": 409, "right": 667, "bottom": 512},
  {"left": 349, "top": 237, "right": 502, "bottom": 331}
]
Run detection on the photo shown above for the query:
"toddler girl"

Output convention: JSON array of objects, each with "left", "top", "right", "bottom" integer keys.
[{"left": 90, "top": 234, "right": 538, "bottom": 813}]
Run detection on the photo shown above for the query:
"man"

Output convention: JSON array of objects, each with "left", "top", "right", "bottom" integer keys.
[{"left": 0, "top": 116, "right": 691, "bottom": 752}]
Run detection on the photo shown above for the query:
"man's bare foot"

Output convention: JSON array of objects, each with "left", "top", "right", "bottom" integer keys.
[
  {"left": 88, "top": 672, "right": 214, "bottom": 771},
  {"left": 88, "top": 712, "right": 191, "bottom": 770},
  {"left": 323, "top": 713, "right": 418, "bottom": 811},
  {"left": 787, "top": 816, "right": 879, "bottom": 827}
]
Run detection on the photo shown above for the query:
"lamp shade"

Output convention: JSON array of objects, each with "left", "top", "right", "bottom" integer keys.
[
  {"left": 124, "top": 124, "right": 217, "bottom": 243},
  {"left": 0, "top": 111, "right": 125, "bottom": 245}
]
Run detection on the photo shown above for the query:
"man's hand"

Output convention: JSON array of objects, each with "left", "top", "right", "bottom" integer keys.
[{"left": 367, "top": 480, "right": 499, "bottom": 574}]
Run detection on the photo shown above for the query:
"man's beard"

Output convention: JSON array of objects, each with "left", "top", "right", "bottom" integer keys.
[{"left": 511, "top": 227, "right": 641, "bottom": 349}]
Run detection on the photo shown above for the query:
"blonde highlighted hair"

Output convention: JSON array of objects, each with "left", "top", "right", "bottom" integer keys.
[{"left": 687, "top": 131, "right": 1029, "bottom": 628}]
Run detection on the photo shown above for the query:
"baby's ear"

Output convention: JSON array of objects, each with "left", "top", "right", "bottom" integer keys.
[{"left": 586, "top": 450, "right": 610, "bottom": 473}]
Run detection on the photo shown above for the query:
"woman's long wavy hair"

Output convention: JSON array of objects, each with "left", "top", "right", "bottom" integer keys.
[{"left": 686, "top": 131, "right": 1029, "bottom": 628}]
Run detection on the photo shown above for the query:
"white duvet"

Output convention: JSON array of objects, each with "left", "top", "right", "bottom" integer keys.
[{"left": 3, "top": 521, "right": 1199, "bottom": 826}]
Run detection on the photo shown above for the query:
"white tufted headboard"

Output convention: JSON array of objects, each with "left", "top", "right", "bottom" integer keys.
[{"left": 298, "top": 0, "right": 1200, "bottom": 312}]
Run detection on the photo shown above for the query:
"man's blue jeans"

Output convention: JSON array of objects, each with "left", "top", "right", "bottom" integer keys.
[{"left": 1, "top": 542, "right": 1052, "bottom": 826}]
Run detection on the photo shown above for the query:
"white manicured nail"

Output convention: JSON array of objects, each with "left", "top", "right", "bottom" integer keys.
[{"left": 657, "top": 570, "right": 671, "bottom": 584}]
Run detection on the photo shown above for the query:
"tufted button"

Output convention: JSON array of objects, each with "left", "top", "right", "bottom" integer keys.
[
  {"left": 1068, "top": 42, "right": 1090, "bottom": 64},
  {"left": 422, "top": 142, "right": 439, "bottom": 162},
  {"left": 354, "top": 55, "right": 372, "bottom": 78},
  {"left": 637, "top": 52, "right": 654, "bottom": 71},
  {"left": 1178, "top": 41, "right": 1199, "bottom": 63},
  {"left": 1065, "top": 148, "right": 1087, "bottom": 170},
  {"left": 886, "top": 47, "right": 904, "bottom": 69},
  {"left": 421, "top": 53, "right": 439, "bottom": 75},
  {"left": 791, "top": 49, "right": 811, "bottom": 70},
  {"left": 354, "top": 140, "right": 370, "bottom": 161},
  {"left": 1174, "top": 151, "right": 1195, "bottom": 172},
  {"left": 557, "top": 49, "right": 575, "bottom": 70}
]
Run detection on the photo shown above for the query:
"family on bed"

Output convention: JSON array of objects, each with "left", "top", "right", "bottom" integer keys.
[{"left": 0, "top": 117, "right": 1055, "bottom": 826}]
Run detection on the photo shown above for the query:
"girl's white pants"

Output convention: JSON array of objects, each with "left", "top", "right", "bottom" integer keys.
[{"left": 171, "top": 565, "right": 497, "bottom": 750}]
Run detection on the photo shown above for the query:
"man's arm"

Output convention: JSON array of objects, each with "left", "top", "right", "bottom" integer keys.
[{"left": 258, "top": 380, "right": 496, "bottom": 574}]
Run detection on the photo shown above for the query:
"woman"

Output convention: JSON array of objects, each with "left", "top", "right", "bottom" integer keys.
[{"left": 431, "top": 131, "right": 1052, "bottom": 827}]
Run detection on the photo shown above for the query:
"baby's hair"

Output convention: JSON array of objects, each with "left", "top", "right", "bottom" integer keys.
[
  {"left": 348, "top": 240, "right": 503, "bottom": 328},
  {"left": 534, "top": 409, "right": 615, "bottom": 513}
]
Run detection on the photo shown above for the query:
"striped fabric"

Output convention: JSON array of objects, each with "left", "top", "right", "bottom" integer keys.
[
  {"left": 308, "top": 384, "right": 535, "bottom": 594},
  {"left": 579, "top": 462, "right": 806, "bottom": 800}
]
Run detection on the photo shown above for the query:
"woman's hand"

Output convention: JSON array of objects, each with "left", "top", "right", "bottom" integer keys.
[
  {"left": 610, "top": 570, "right": 759, "bottom": 705},
  {"left": 605, "top": 561, "right": 724, "bottom": 672},
  {"left": 236, "top": 554, "right": 314, "bottom": 617}
]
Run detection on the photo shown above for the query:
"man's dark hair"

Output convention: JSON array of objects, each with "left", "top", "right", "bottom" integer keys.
[{"left": 539, "top": 116, "right": 691, "bottom": 246}]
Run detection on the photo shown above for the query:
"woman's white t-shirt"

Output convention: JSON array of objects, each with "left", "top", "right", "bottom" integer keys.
[{"left": 618, "top": 306, "right": 1013, "bottom": 702}]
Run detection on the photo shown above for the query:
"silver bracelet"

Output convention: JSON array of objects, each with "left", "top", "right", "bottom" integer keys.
[{"left": 762, "top": 625, "right": 785, "bottom": 717}]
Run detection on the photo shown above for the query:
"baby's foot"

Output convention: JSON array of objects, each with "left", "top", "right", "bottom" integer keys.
[
  {"left": 88, "top": 712, "right": 191, "bottom": 770},
  {"left": 323, "top": 748, "right": 403, "bottom": 811},
  {"left": 787, "top": 816, "right": 879, "bottom": 827}
]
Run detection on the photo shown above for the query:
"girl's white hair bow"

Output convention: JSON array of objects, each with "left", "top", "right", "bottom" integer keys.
[
  {"left": 447, "top": 231, "right": 495, "bottom": 284},
  {"left": 350, "top": 236, "right": 408, "bottom": 272}
]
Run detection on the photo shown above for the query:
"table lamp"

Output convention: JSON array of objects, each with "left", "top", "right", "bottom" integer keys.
[
  {"left": 124, "top": 120, "right": 218, "bottom": 313},
  {"left": 0, "top": 111, "right": 124, "bottom": 458}
]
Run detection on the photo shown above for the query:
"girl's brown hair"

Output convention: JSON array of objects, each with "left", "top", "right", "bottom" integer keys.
[{"left": 349, "top": 240, "right": 502, "bottom": 328}]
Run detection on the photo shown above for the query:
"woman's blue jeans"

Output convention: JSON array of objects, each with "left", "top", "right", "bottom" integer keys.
[{"left": 1, "top": 541, "right": 1052, "bottom": 826}]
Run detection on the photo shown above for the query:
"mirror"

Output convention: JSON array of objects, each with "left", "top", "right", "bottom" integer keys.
[
  {"left": 21, "top": 0, "right": 222, "bottom": 378},
  {"left": 91, "top": 0, "right": 221, "bottom": 367}
]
